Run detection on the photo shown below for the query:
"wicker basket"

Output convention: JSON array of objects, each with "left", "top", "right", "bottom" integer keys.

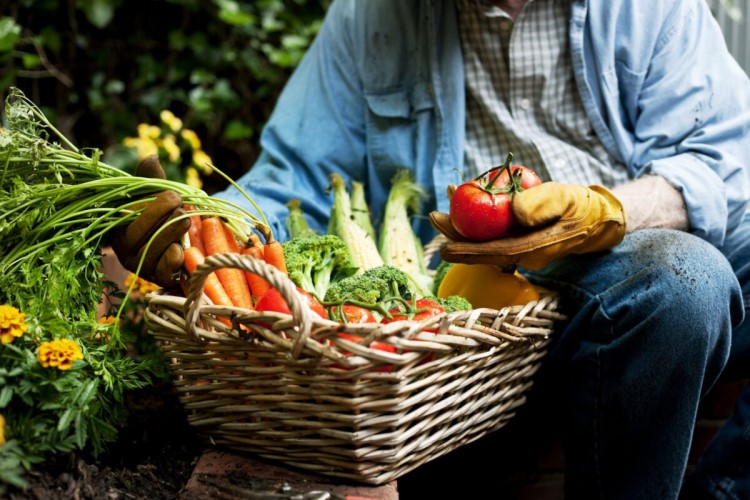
[{"left": 144, "top": 247, "right": 565, "bottom": 485}]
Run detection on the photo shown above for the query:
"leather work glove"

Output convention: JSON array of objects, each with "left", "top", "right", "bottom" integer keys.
[
  {"left": 429, "top": 182, "right": 627, "bottom": 270},
  {"left": 111, "top": 155, "right": 190, "bottom": 288}
]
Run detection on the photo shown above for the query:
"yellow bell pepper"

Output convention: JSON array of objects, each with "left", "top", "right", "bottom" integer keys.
[{"left": 437, "top": 263, "right": 539, "bottom": 309}]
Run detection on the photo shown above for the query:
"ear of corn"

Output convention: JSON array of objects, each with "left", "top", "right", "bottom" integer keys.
[
  {"left": 378, "top": 169, "right": 434, "bottom": 295},
  {"left": 350, "top": 180, "right": 377, "bottom": 241},
  {"left": 328, "top": 173, "right": 384, "bottom": 273}
]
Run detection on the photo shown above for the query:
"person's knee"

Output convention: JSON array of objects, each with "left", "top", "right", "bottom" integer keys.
[{"left": 625, "top": 229, "right": 740, "bottom": 349}]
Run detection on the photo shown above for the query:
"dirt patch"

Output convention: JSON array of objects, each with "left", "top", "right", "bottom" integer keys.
[{"left": 7, "top": 380, "right": 202, "bottom": 500}]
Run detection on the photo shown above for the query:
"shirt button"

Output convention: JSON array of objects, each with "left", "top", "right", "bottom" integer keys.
[
  {"left": 519, "top": 98, "right": 531, "bottom": 110},
  {"left": 555, "top": 159, "right": 566, "bottom": 168},
  {"left": 498, "top": 19, "right": 512, "bottom": 32}
]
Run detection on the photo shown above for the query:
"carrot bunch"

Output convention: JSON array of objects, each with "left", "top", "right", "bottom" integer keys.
[{"left": 181, "top": 206, "right": 287, "bottom": 310}]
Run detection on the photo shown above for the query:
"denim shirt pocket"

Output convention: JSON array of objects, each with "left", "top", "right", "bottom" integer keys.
[
  {"left": 364, "top": 84, "right": 435, "bottom": 182},
  {"left": 602, "top": 61, "right": 647, "bottom": 133}
]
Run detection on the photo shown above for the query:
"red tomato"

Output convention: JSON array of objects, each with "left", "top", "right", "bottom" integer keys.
[
  {"left": 449, "top": 180, "right": 514, "bottom": 241},
  {"left": 382, "top": 299, "right": 445, "bottom": 333},
  {"left": 334, "top": 332, "right": 396, "bottom": 373},
  {"left": 491, "top": 165, "right": 542, "bottom": 191},
  {"left": 330, "top": 305, "right": 377, "bottom": 324},
  {"left": 254, "top": 287, "right": 327, "bottom": 319},
  {"left": 450, "top": 153, "right": 541, "bottom": 242},
  {"left": 337, "top": 332, "right": 396, "bottom": 353}
]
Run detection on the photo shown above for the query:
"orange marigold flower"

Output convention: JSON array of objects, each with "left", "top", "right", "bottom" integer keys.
[
  {"left": 124, "top": 274, "right": 161, "bottom": 295},
  {"left": 97, "top": 315, "right": 117, "bottom": 326},
  {"left": 37, "top": 339, "right": 84, "bottom": 371},
  {"left": 0, "top": 305, "right": 28, "bottom": 344},
  {"left": 0, "top": 414, "right": 5, "bottom": 446}
]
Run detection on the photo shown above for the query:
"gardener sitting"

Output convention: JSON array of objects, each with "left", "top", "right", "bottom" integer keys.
[{"left": 113, "top": 1, "right": 750, "bottom": 498}]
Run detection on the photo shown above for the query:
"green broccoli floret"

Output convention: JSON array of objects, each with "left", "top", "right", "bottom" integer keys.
[
  {"left": 324, "top": 265, "right": 414, "bottom": 305},
  {"left": 432, "top": 260, "right": 454, "bottom": 295},
  {"left": 282, "top": 234, "right": 358, "bottom": 299},
  {"left": 435, "top": 295, "right": 473, "bottom": 313}
]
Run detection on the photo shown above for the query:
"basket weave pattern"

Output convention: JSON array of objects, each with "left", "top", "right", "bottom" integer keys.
[{"left": 144, "top": 251, "right": 565, "bottom": 485}]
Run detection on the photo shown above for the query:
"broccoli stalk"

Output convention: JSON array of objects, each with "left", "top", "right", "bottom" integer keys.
[
  {"left": 378, "top": 169, "right": 434, "bottom": 296},
  {"left": 282, "top": 234, "right": 358, "bottom": 299},
  {"left": 328, "top": 173, "right": 384, "bottom": 273}
]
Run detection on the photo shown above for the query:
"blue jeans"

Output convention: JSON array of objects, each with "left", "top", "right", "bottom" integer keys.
[{"left": 523, "top": 215, "right": 750, "bottom": 500}]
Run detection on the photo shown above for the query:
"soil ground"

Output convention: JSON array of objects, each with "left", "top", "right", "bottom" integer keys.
[{"left": 7, "top": 380, "right": 202, "bottom": 500}]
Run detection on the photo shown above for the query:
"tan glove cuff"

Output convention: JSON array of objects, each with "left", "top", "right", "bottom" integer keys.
[{"left": 582, "top": 185, "right": 628, "bottom": 253}]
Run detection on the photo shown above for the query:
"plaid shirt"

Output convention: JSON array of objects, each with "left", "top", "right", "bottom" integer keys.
[{"left": 457, "top": 0, "right": 630, "bottom": 187}]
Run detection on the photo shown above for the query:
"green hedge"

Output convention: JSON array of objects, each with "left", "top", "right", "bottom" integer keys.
[{"left": 1, "top": 0, "right": 330, "bottom": 192}]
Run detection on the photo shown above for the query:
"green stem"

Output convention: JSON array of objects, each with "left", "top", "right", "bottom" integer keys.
[{"left": 481, "top": 152, "right": 514, "bottom": 189}]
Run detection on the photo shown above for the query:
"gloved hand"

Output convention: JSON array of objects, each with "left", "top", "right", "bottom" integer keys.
[
  {"left": 429, "top": 182, "right": 627, "bottom": 270},
  {"left": 111, "top": 155, "right": 190, "bottom": 287}
]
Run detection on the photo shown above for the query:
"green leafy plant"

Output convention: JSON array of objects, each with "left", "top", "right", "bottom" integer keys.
[{"left": 0, "top": 88, "right": 268, "bottom": 493}]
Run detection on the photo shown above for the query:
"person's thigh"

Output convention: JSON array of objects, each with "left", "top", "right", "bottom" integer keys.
[
  {"left": 526, "top": 228, "right": 742, "bottom": 376},
  {"left": 523, "top": 228, "right": 743, "bottom": 498}
]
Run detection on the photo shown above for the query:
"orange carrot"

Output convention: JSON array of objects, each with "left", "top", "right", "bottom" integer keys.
[
  {"left": 202, "top": 217, "right": 254, "bottom": 310},
  {"left": 262, "top": 240, "right": 288, "bottom": 275},
  {"left": 241, "top": 246, "right": 271, "bottom": 302},
  {"left": 183, "top": 246, "right": 234, "bottom": 309},
  {"left": 247, "top": 232, "right": 264, "bottom": 253},
  {"left": 184, "top": 205, "right": 207, "bottom": 255},
  {"left": 221, "top": 220, "right": 241, "bottom": 253}
]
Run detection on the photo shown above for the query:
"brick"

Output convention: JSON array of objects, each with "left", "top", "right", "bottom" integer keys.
[{"left": 181, "top": 449, "right": 398, "bottom": 500}]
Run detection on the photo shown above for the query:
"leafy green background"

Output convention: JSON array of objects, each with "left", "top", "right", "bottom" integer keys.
[
  {"left": 1, "top": 0, "right": 330, "bottom": 193},
  {"left": 0, "top": 1, "right": 329, "bottom": 490}
]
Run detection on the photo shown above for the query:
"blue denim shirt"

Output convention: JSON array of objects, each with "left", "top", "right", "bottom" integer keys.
[{"left": 218, "top": 0, "right": 750, "bottom": 247}]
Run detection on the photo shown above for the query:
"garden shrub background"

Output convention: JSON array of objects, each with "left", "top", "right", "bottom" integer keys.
[{"left": 1, "top": 0, "right": 330, "bottom": 191}]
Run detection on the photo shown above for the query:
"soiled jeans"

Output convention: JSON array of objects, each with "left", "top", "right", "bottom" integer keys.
[{"left": 523, "top": 214, "right": 750, "bottom": 500}]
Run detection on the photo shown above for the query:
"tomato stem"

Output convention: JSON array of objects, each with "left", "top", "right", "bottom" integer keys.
[{"left": 482, "top": 152, "right": 514, "bottom": 187}]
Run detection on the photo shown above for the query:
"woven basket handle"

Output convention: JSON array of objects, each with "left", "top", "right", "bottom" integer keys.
[
  {"left": 183, "top": 252, "right": 313, "bottom": 359},
  {"left": 422, "top": 234, "right": 447, "bottom": 266}
]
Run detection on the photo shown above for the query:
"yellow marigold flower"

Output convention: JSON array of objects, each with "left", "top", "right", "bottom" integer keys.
[
  {"left": 0, "top": 414, "right": 5, "bottom": 446},
  {"left": 138, "top": 123, "right": 162, "bottom": 141},
  {"left": 0, "top": 305, "right": 28, "bottom": 344},
  {"left": 160, "top": 110, "right": 183, "bottom": 132},
  {"left": 185, "top": 166, "right": 203, "bottom": 189},
  {"left": 192, "top": 149, "right": 214, "bottom": 175},
  {"left": 37, "top": 339, "right": 84, "bottom": 371},
  {"left": 123, "top": 136, "right": 158, "bottom": 161},
  {"left": 181, "top": 128, "right": 201, "bottom": 150},
  {"left": 161, "top": 134, "right": 181, "bottom": 162},
  {"left": 124, "top": 273, "right": 161, "bottom": 295}
]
